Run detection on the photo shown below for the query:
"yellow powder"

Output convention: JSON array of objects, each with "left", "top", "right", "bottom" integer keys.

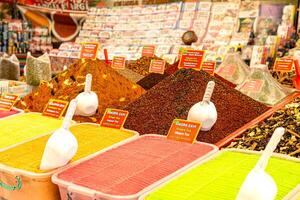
[
  {"left": 0, "top": 124, "right": 136, "bottom": 173},
  {"left": 0, "top": 113, "right": 63, "bottom": 149}
]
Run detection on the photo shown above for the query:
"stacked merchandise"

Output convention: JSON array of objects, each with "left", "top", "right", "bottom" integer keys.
[
  {"left": 78, "top": 2, "right": 183, "bottom": 60},
  {"left": 0, "top": 20, "right": 31, "bottom": 54},
  {"left": 49, "top": 42, "right": 81, "bottom": 73},
  {"left": 230, "top": 1, "right": 260, "bottom": 45},
  {"left": 190, "top": 2, "right": 211, "bottom": 44},
  {"left": 202, "top": 2, "right": 239, "bottom": 51},
  {"left": 29, "top": 27, "right": 53, "bottom": 54}
]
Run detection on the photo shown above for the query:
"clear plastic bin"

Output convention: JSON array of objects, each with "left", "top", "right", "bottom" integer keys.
[
  {"left": 0, "top": 108, "right": 23, "bottom": 119},
  {"left": 0, "top": 123, "right": 138, "bottom": 200}
]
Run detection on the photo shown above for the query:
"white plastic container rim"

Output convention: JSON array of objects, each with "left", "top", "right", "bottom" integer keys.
[
  {"left": 0, "top": 123, "right": 139, "bottom": 182},
  {"left": 52, "top": 134, "right": 219, "bottom": 200},
  {"left": 138, "top": 148, "right": 300, "bottom": 200}
]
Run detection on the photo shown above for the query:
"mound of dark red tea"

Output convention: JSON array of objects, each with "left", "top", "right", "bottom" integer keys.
[{"left": 124, "top": 69, "right": 269, "bottom": 144}]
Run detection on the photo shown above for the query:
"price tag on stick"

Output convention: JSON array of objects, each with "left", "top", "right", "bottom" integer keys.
[
  {"left": 80, "top": 42, "right": 99, "bottom": 60},
  {"left": 111, "top": 56, "right": 126, "bottom": 69},
  {"left": 42, "top": 99, "right": 69, "bottom": 119},
  {"left": 178, "top": 50, "right": 205, "bottom": 71},
  {"left": 201, "top": 61, "right": 216, "bottom": 75},
  {"left": 273, "top": 58, "right": 293, "bottom": 72},
  {"left": 142, "top": 45, "right": 155, "bottom": 57},
  {"left": 100, "top": 108, "right": 129, "bottom": 129},
  {"left": 149, "top": 59, "right": 165, "bottom": 74},
  {"left": 167, "top": 119, "right": 201, "bottom": 144},
  {"left": 0, "top": 94, "right": 18, "bottom": 111}
]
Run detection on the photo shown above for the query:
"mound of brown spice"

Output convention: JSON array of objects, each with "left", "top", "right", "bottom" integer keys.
[
  {"left": 124, "top": 69, "right": 269, "bottom": 144},
  {"left": 16, "top": 59, "right": 145, "bottom": 122}
]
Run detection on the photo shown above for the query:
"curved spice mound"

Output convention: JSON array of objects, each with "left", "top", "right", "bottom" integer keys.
[
  {"left": 135, "top": 58, "right": 179, "bottom": 90},
  {"left": 16, "top": 59, "right": 145, "bottom": 122},
  {"left": 127, "top": 56, "right": 177, "bottom": 76},
  {"left": 124, "top": 69, "right": 269, "bottom": 144},
  {"left": 228, "top": 97, "right": 300, "bottom": 158}
]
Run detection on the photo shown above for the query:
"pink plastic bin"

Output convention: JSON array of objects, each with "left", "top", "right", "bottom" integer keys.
[
  {"left": 52, "top": 135, "right": 218, "bottom": 200},
  {"left": 0, "top": 108, "right": 23, "bottom": 119}
]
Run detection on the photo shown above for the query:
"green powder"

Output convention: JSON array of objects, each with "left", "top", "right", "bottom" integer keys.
[{"left": 145, "top": 151, "right": 300, "bottom": 200}]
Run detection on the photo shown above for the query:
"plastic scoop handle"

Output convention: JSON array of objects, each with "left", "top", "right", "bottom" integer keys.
[
  {"left": 84, "top": 74, "right": 92, "bottom": 93},
  {"left": 62, "top": 99, "right": 78, "bottom": 130},
  {"left": 255, "top": 127, "right": 285, "bottom": 171},
  {"left": 203, "top": 81, "right": 215, "bottom": 102}
]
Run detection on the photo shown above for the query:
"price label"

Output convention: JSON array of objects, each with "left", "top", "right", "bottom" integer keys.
[
  {"left": 149, "top": 59, "right": 165, "bottom": 74},
  {"left": 111, "top": 56, "right": 126, "bottom": 69},
  {"left": 100, "top": 108, "right": 129, "bottom": 129},
  {"left": 240, "top": 80, "right": 263, "bottom": 93},
  {"left": 0, "top": 94, "right": 18, "bottom": 111},
  {"left": 80, "top": 42, "right": 99, "bottom": 60},
  {"left": 273, "top": 58, "right": 293, "bottom": 72},
  {"left": 201, "top": 61, "right": 216, "bottom": 75},
  {"left": 178, "top": 50, "right": 205, "bottom": 71},
  {"left": 142, "top": 45, "right": 155, "bottom": 57},
  {"left": 42, "top": 99, "right": 69, "bottom": 119},
  {"left": 217, "top": 64, "right": 236, "bottom": 77},
  {"left": 167, "top": 119, "right": 201, "bottom": 144}
]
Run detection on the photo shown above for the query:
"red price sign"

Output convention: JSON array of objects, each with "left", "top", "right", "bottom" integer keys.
[
  {"left": 142, "top": 45, "right": 155, "bottom": 57},
  {"left": 111, "top": 56, "right": 126, "bottom": 69},
  {"left": 201, "top": 61, "right": 216, "bottom": 75},
  {"left": 149, "top": 59, "right": 165, "bottom": 74},
  {"left": 42, "top": 99, "right": 69, "bottom": 119},
  {"left": 100, "top": 108, "right": 129, "bottom": 129},
  {"left": 80, "top": 42, "right": 99, "bottom": 60},
  {"left": 178, "top": 50, "right": 205, "bottom": 71},
  {"left": 240, "top": 80, "right": 263, "bottom": 93},
  {"left": 0, "top": 94, "right": 18, "bottom": 111},
  {"left": 167, "top": 119, "right": 201, "bottom": 144},
  {"left": 274, "top": 58, "right": 293, "bottom": 72}
]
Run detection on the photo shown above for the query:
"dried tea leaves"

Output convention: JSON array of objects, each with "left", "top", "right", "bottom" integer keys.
[{"left": 228, "top": 97, "right": 300, "bottom": 158}]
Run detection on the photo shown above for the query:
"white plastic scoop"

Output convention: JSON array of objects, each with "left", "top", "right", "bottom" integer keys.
[
  {"left": 236, "top": 127, "right": 285, "bottom": 200},
  {"left": 40, "top": 99, "right": 78, "bottom": 170},
  {"left": 187, "top": 81, "right": 217, "bottom": 131},
  {"left": 75, "top": 73, "right": 99, "bottom": 116}
]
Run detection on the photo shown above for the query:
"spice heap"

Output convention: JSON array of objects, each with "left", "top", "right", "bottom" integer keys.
[
  {"left": 115, "top": 68, "right": 145, "bottom": 83},
  {"left": 124, "top": 69, "right": 269, "bottom": 144},
  {"left": 16, "top": 59, "right": 145, "bottom": 122},
  {"left": 228, "top": 97, "right": 300, "bottom": 158},
  {"left": 271, "top": 70, "right": 295, "bottom": 88},
  {"left": 127, "top": 56, "right": 178, "bottom": 76},
  {"left": 127, "top": 56, "right": 178, "bottom": 90}
]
